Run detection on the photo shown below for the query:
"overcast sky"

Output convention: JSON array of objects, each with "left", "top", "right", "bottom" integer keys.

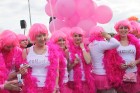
[{"left": 0, "top": 0, "right": 140, "bottom": 35}]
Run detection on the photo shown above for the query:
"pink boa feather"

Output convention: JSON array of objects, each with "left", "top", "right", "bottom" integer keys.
[{"left": 69, "top": 42, "right": 95, "bottom": 93}]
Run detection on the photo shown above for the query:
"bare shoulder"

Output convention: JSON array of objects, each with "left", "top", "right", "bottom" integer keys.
[{"left": 22, "top": 48, "right": 30, "bottom": 59}]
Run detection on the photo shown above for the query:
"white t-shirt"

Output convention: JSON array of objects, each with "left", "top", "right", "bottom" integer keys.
[
  {"left": 27, "top": 46, "right": 50, "bottom": 87},
  {"left": 62, "top": 58, "right": 69, "bottom": 83},
  {"left": 117, "top": 44, "right": 137, "bottom": 73},
  {"left": 89, "top": 38, "right": 120, "bottom": 75}
]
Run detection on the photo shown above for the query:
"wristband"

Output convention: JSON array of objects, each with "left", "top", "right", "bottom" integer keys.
[
  {"left": 0, "top": 84, "right": 4, "bottom": 90},
  {"left": 82, "top": 48, "right": 86, "bottom": 51}
]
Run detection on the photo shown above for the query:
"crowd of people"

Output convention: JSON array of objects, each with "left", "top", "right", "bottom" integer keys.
[{"left": 0, "top": 19, "right": 140, "bottom": 93}]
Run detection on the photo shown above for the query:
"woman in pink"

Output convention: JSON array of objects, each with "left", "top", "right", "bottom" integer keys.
[
  {"left": 17, "top": 34, "right": 28, "bottom": 50},
  {"left": 50, "top": 30, "right": 72, "bottom": 93},
  {"left": 0, "top": 55, "right": 21, "bottom": 93},
  {"left": 88, "top": 26, "right": 120, "bottom": 93},
  {"left": 0, "top": 30, "right": 23, "bottom": 93},
  {"left": 21, "top": 23, "right": 59, "bottom": 93},
  {"left": 105, "top": 20, "right": 140, "bottom": 93},
  {"left": 68, "top": 27, "right": 95, "bottom": 93}
]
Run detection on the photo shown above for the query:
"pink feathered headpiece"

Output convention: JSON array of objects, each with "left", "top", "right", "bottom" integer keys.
[
  {"left": 129, "top": 21, "right": 139, "bottom": 32},
  {"left": 137, "top": 24, "right": 140, "bottom": 34},
  {"left": 50, "top": 30, "right": 67, "bottom": 43},
  {"left": 114, "top": 20, "right": 131, "bottom": 32},
  {"left": 17, "top": 34, "right": 28, "bottom": 42},
  {"left": 28, "top": 23, "right": 48, "bottom": 42},
  {"left": 70, "top": 27, "right": 85, "bottom": 36},
  {"left": 89, "top": 26, "right": 104, "bottom": 42},
  {"left": 0, "top": 30, "right": 18, "bottom": 49}
]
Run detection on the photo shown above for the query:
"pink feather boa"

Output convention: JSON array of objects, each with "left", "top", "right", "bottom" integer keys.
[
  {"left": 56, "top": 46, "right": 68, "bottom": 91},
  {"left": 1, "top": 47, "right": 22, "bottom": 72},
  {"left": 0, "top": 53, "right": 9, "bottom": 93},
  {"left": 103, "top": 34, "right": 140, "bottom": 88},
  {"left": 22, "top": 42, "right": 59, "bottom": 93},
  {"left": 69, "top": 42, "right": 95, "bottom": 93}
]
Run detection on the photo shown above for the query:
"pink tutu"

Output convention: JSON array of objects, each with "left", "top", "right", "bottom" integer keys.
[
  {"left": 37, "top": 87, "right": 45, "bottom": 93},
  {"left": 68, "top": 81, "right": 94, "bottom": 93},
  {"left": 92, "top": 73, "right": 111, "bottom": 90},
  {"left": 117, "top": 73, "right": 140, "bottom": 93},
  {"left": 59, "top": 83, "right": 72, "bottom": 93}
]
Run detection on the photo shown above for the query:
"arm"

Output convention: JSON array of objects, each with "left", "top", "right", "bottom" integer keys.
[
  {"left": 0, "top": 80, "right": 21, "bottom": 91},
  {"left": 99, "top": 32, "right": 120, "bottom": 51},
  {"left": 80, "top": 43, "right": 91, "bottom": 64},
  {"left": 127, "top": 58, "right": 140, "bottom": 68}
]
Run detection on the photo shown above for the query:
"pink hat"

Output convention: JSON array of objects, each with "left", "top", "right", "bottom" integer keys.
[
  {"left": 114, "top": 20, "right": 131, "bottom": 32},
  {"left": 0, "top": 30, "right": 18, "bottom": 49},
  {"left": 70, "top": 27, "right": 85, "bottom": 36},
  {"left": 28, "top": 23, "right": 48, "bottom": 42},
  {"left": 51, "top": 30, "right": 67, "bottom": 43},
  {"left": 89, "top": 26, "right": 104, "bottom": 42},
  {"left": 17, "top": 34, "right": 28, "bottom": 42}
]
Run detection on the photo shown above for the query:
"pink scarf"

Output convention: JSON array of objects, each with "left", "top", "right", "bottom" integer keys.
[
  {"left": 56, "top": 46, "right": 67, "bottom": 90},
  {"left": 22, "top": 42, "right": 59, "bottom": 93},
  {"left": 0, "top": 53, "right": 9, "bottom": 93},
  {"left": 69, "top": 42, "right": 95, "bottom": 93},
  {"left": 103, "top": 34, "right": 140, "bottom": 88}
]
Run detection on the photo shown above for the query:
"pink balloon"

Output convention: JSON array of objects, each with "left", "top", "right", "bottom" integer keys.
[
  {"left": 45, "top": 3, "right": 56, "bottom": 17},
  {"left": 76, "top": 0, "right": 97, "bottom": 19},
  {"left": 77, "top": 19, "right": 97, "bottom": 37},
  {"left": 49, "top": 19, "right": 67, "bottom": 33},
  {"left": 65, "top": 13, "right": 80, "bottom": 27},
  {"left": 55, "top": 0, "right": 76, "bottom": 19},
  {"left": 47, "top": 0, "right": 57, "bottom": 5},
  {"left": 95, "top": 5, "right": 113, "bottom": 24},
  {"left": 77, "top": 19, "right": 97, "bottom": 32}
]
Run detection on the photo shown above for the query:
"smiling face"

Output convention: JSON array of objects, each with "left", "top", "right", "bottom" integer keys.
[
  {"left": 56, "top": 37, "right": 66, "bottom": 49},
  {"left": 72, "top": 33, "right": 83, "bottom": 45},
  {"left": 20, "top": 39, "right": 28, "bottom": 48},
  {"left": 35, "top": 33, "right": 48, "bottom": 47},
  {"left": 118, "top": 25, "right": 129, "bottom": 37}
]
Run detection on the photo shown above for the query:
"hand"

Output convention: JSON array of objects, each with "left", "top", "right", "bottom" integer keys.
[
  {"left": 127, "top": 61, "right": 136, "bottom": 68},
  {"left": 74, "top": 57, "right": 79, "bottom": 65},
  {"left": 4, "top": 80, "right": 22, "bottom": 91},
  {"left": 101, "top": 32, "right": 111, "bottom": 40},
  {"left": 80, "top": 43, "right": 85, "bottom": 49},
  {"left": 64, "top": 48, "right": 69, "bottom": 60},
  {"left": 121, "top": 63, "right": 128, "bottom": 69},
  {"left": 19, "top": 64, "right": 29, "bottom": 75}
]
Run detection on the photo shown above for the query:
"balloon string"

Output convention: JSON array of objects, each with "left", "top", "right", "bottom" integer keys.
[{"left": 48, "top": 0, "right": 56, "bottom": 32}]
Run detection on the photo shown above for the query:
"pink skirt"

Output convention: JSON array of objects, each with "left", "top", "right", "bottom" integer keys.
[
  {"left": 37, "top": 87, "right": 45, "bottom": 93},
  {"left": 117, "top": 74, "right": 140, "bottom": 93},
  {"left": 59, "top": 83, "right": 72, "bottom": 93},
  {"left": 92, "top": 73, "right": 111, "bottom": 90},
  {"left": 68, "top": 81, "right": 94, "bottom": 93}
]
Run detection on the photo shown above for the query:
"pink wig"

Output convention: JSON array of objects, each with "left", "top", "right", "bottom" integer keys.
[
  {"left": 50, "top": 30, "right": 67, "bottom": 43},
  {"left": 89, "top": 26, "right": 104, "bottom": 42},
  {"left": 28, "top": 23, "right": 48, "bottom": 42},
  {"left": 17, "top": 34, "right": 28, "bottom": 42},
  {"left": 0, "top": 30, "right": 18, "bottom": 49},
  {"left": 70, "top": 27, "right": 85, "bottom": 36},
  {"left": 114, "top": 20, "right": 131, "bottom": 32}
]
